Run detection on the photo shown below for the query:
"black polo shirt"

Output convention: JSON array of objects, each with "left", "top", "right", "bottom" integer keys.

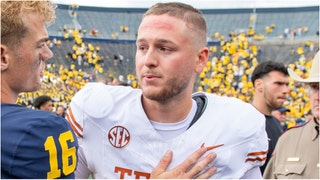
[{"left": 260, "top": 115, "right": 283, "bottom": 174}]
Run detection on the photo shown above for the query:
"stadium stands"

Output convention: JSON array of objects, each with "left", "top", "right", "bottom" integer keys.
[
  {"left": 19, "top": 4, "right": 319, "bottom": 121},
  {"left": 48, "top": 5, "right": 319, "bottom": 41},
  {"left": 254, "top": 7, "right": 319, "bottom": 38}
]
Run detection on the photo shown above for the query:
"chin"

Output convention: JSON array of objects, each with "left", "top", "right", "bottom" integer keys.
[{"left": 34, "top": 83, "right": 42, "bottom": 91}]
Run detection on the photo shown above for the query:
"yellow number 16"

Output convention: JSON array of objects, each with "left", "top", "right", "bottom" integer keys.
[{"left": 44, "top": 130, "right": 77, "bottom": 179}]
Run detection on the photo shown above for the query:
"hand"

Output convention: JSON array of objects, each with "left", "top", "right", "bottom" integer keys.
[{"left": 150, "top": 147, "right": 217, "bottom": 179}]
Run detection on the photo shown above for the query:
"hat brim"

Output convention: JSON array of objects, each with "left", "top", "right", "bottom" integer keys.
[{"left": 288, "top": 68, "right": 319, "bottom": 83}]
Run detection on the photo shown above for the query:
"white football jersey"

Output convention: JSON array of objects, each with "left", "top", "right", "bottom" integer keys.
[{"left": 66, "top": 82, "right": 268, "bottom": 179}]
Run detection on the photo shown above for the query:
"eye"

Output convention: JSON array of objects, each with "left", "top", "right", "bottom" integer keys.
[
  {"left": 309, "top": 83, "right": 319, "bottom": 91},
  {"left": 159, "top": 47, "right": 171, "bottom": 52},
  {"left": 37, "top": 43, "right": 46, "bottom": 48},
  {"left": 137, "top": 45, "right": 148, "bottom": 51}
]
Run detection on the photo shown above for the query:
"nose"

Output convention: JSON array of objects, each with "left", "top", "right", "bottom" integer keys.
[
  {"left": 284, "top": 84, "right": 290, "bottom": 94},
  {"left": 43, "top": 45, "right": 53, "bottom": 61},
  {"left": 143, "top": 48, "right": 158, "bottom": 67}
]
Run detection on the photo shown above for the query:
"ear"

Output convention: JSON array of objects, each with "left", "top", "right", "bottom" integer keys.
[
  {"left": 195, "top": 47, "right": 209, "bottom": 73},
  {"left": 254, "top": 79, "right": 264, "bottom": 92},
  {"left": 1, "top": 44, "right": 10, "bottom": 71}
]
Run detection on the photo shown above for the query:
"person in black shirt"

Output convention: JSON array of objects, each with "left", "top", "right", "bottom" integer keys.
[{"left": 251, "top": 61, "right": 290, "bottom": 174}]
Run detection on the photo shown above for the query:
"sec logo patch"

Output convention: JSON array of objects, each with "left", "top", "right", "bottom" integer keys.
[{"left": 108, "top": 126, "right": 130, "bottom": 148}]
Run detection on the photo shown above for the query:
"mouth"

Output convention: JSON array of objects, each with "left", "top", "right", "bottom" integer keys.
[
  {"left": 142, "top": 72, "right": 161, "bottom": 79},
  {"left": 278, "top": 97, "right": 287, "bottom": 101},
  {"left": 144, "top": 74, "right": 159, "bottom": 79}
]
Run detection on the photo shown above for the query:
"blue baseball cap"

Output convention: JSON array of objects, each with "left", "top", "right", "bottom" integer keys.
[{"left": 275, "top": 107, "right": 290, "bottom": 113}]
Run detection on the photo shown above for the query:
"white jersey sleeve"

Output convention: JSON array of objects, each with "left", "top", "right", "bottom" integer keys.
[
  {"left": 74, "top": 144, "right": 91, "bottom": 178},
  {"left": 66, "top": 82, "right": 115, "bottom": 138},
  {"left": 191, "top": 92, "right": 268, "bottom": 178},
  {"left": 66, "top": 83, "right": 112, "bottom": 178},
  {"left": 66, "top": 82, "right": 141, "bottom": 178},
  {"left": 242, "top": 167, "right": 262, "bottom": 178}
]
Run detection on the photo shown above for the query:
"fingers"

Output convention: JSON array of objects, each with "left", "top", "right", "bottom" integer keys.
[
  {"left": 195, "top": 166, "right": 217, "bottom": 179},
  {"left": 185, "top": 151, "right": 216, "bottom": 178},
  {"left": 150, "top": 150, "right": 173, "bottom": 177},
  {"left": 150, "top": 148, "right": 217, "bottom": 179},
  {"left": 177, "top": 147, "right": 208, "bottom": 172}
]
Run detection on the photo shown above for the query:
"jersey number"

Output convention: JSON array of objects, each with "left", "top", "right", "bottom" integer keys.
[{"left": 44, "top": 131, "right": 77, "bottom": 178}]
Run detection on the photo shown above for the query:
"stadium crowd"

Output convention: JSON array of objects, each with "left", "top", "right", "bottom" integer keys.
[{"left": 17, "top": 15, "right": 318, "bottom": 128}]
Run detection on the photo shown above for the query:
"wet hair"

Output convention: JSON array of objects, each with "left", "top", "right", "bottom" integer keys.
[
  {"left": 251, "top": 61, "right": 289, "bottom": 86},
  {"left": 142, "top": 2, "right": 207, "bottom": 46},
  {"left": 1, "top": 1, "right": 56, "bottom": 49},
  {"left": 33, "top": 95, "right": 52, "bottom": 109}
]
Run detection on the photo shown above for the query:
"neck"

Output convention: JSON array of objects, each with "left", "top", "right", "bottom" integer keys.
[
  {"left": 251, "top": 98, "right": 272, "bottom": 116},
  {"left": 142, "top": 95, "right": 193, "bottom": 123},
  {"left": 1, "top": 91, "right": 18, "bottom": 104},
  {"left": 1, "top": 80, "right": 19, "bottom": 104}
]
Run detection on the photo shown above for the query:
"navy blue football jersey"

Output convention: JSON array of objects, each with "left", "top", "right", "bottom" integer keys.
[{"left": 1, "top": 103, "right": 78, "bottom": 179}]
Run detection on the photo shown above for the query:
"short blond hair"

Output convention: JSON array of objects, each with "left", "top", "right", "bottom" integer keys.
[
  {"left": 143, "top": 2, "right": 207, "bottom": 47},
  {"left": 1, "top": 1, "right": 56, "bottom": 48}
]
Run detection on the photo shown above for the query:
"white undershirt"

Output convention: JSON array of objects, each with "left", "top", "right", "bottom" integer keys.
[{"left": 149, "top": 100, "right": 197, "bottom": 139}]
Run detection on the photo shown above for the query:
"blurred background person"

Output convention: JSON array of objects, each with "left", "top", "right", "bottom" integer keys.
[
  {"left": 272, "top": 107, "right": 291, "bottom": 130},
  {"left": 56, "top": 105, "right": 66, "bottom": 117},
  {"left": 33, "top": 95, "right": 53, "bottom": 112}
]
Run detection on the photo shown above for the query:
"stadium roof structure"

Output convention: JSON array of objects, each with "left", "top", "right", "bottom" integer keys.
[{"left": 52, "top": 0, "right": 319, "bottom": 9}]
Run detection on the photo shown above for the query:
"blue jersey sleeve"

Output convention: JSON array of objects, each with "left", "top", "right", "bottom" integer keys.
[{"left": 1, "top": 104, "right": 78, "bottom": 179}]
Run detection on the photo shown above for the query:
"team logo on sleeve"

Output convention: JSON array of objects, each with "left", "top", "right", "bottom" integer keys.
[{"left": 108, "top": 126, "right": 130, "bottom": 148}]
